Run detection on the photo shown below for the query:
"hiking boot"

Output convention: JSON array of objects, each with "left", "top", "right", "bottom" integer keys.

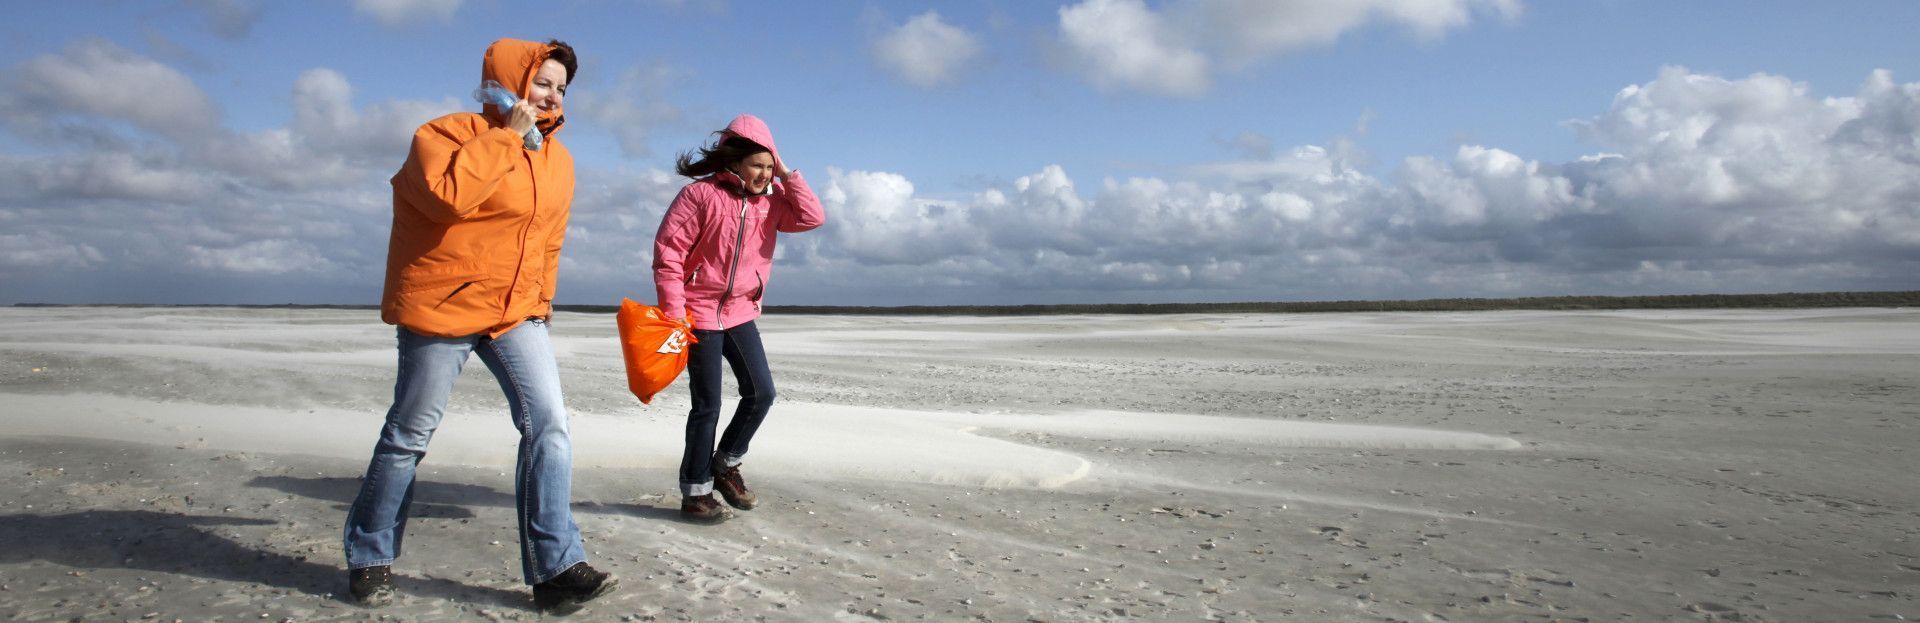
[
  {"left": 681, "top": 493, "right": 733, "bottom": 523},
  {"left": 712, "top": 463, "right": 758, "bottom": 510},
  {"left": 347, "top": 565, "right": 395, "bottom": 607},
  {"left": 532, "top": 561, "right": 617, "bottom": 615}
]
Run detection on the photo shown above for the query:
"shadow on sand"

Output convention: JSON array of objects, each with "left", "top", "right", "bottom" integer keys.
[
  {"left": 0, "top": 510, "right": 525, "bottom": 608},
  {"left": 248, "top": 475, "right": 684, "bottom": 522}
]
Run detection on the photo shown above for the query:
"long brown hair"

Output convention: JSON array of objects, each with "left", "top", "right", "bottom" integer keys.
[{"left": 675, "top": 134, "right": 770, "bottom": 180}]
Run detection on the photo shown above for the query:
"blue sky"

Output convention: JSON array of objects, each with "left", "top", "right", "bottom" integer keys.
[{"left": 3, "top": 0, "right": 1918, "bottom": 306}]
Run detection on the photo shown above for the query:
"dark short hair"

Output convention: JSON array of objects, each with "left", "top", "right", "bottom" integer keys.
[{"left": 546, "top": 39, "right": 577, "bottom": 84}]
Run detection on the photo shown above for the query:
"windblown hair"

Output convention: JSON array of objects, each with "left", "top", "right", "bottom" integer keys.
[
  {"left": 675, "top": 135, "right": 770, "bottom": 180},
  {"left": 546, "top": 39, "right": 578, "bottom": 84}
]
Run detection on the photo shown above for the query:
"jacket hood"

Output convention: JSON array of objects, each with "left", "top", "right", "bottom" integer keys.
[
  {"left": 720, "top": 114, "right": 777, "bottom": 163},
  {"left": 481, "top": 38, "right": 565, "bottom": 136}
]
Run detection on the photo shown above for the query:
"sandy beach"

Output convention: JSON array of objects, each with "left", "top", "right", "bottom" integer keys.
[{"left": 1, "top": 306, "right": 1916, "bottom": 621}]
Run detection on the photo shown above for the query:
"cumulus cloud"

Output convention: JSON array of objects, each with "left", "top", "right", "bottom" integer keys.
[
  {"left": 0, "top": 44, "right": 450, "bottom": 297},
  {"left": 1548, "top": 67, "right": 1920, "bottom": 267},
  {"left": 179, "top": 69, "right": 449, "bottom": 193},
  {"left": 1057, "top": 0, "right": 1209, "bottom": 96},
  {"left": 288, "top": 68, "right": 453, "bottom": 164},
  {"left": 7, "top": 39, "right": 221, "bottom": 140},
  {"left": 816, "top": 168, "right": 984, "bottom": 264},
  {"left": 761, "top": 67, "right": 1920, "bottom": 302},
  {"left": 353, "top": 0, "right": 462, "bottom": 27},
  {"left": 872, "top": 11, "right": 983, "bottom": 88},
  {"left": 1055, "top": 0, "right": 1519, "bottom": 96}
]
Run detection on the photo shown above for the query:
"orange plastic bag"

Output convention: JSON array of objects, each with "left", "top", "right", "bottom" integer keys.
[{"left": 616, "top": 298, "right": 698, "bottom": 404}]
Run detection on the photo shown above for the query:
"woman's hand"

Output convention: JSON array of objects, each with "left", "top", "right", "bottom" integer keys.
[
  {"left": 774, "top": 156, "right": 792, "bottom": 179},
  {"left": 507, "top": 101, "right": 538, "bottom": 137}
]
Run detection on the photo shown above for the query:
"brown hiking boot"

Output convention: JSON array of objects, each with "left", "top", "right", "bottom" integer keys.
[
  {"left": 681, "top": 493, "right": 732, "bottom": 523},
  {"left": 712, "top": 463, "right": 758, "bottom": 510}
]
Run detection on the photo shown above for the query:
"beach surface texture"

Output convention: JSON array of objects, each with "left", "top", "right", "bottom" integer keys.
[{"left": 1, "top": 307, "right": 1916, "bottom": 621}]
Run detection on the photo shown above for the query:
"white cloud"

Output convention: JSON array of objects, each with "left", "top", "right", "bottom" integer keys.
[
  {"left": 816, "top": 168, "right": 982, "bottom": 264},
  {"left": 1057, "top": 0, "right": 1209, "bottom": 97},
  {"left": 1195, "top": 0, "right": 1520, "bottom": 64},
  {"left": 8, "top": 39, "right": 220, "bottom": 139},
  {"left": 1400, "top": 145, "right": 1580, "bottom": 230},
  {"left": 289, "top": 68, "right": 452, "bottom": 163},
  {"left": 1055, "top": 0, "right": 1519, "bottom": 96},
  {"left": 1551, "top": 67, "right": 1920, "bottom": 264},
  {"left": 353, "top": 0, "right": 462, "bottom": 27},
  {"left": 186, "top": 239, "right": 333, "bottom": 274},
  {"left": 872, "top": 11, "right": 983, "bottom": 88}
]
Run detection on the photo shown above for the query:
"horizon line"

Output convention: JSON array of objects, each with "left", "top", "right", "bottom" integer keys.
[{"left": 11, "top": 290, "right": 1918, "bottom": 315}]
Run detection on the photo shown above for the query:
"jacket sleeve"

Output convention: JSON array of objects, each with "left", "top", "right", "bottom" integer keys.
[
  {"left": 652, "top": 185, "right": 702, "bottom": 320},
  {"left": 773, "top": 171, "right": 826, "bottom": 233},
  {"left": 393, "top": 121, "right": 523, "bottom": 224}
]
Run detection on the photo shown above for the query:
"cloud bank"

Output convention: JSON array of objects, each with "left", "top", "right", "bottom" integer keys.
[
  {"left": 1, "top": 39, "right": 1915, "bottom": 304},
  {"left": 555, "top": 66, "right": 1920, "bottom": 305}
]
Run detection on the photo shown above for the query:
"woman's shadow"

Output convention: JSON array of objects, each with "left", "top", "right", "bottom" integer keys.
[
  {"left": 0, "top": 510, "right": 526, "bottom": 608},
  {"left": 248, "top": 474, "right": 686, "bottom": 522}
]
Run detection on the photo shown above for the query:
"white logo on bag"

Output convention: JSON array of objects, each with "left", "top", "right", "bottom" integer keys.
[{"left": 657, "top": 330, "right": 688, "bottom": 354}]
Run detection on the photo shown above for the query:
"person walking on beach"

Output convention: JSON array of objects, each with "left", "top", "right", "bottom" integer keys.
[
  {"left": 341, "top": 38, "right": 614, "bottom": 614},
  {"left": 652, "top": 114, "right": 826, "bottom": 522}
]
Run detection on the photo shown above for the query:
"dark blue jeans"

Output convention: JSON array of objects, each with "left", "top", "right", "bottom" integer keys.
[{"left": 681, "top": 320, "right": 776, "bottom": 496}]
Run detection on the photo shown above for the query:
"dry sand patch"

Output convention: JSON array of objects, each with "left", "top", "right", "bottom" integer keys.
[{"left": 1, "top": 307, "right": 1916, "bottom": 621}]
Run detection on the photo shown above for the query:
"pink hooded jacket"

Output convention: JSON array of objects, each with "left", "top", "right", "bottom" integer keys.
[{"left": 652, "top": 115, "right": 826, "bottom": 330}]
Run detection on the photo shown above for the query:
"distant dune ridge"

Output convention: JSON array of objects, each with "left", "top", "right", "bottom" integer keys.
[{"left": 1, "top": 306, "right": 1916, "bottom": 620}]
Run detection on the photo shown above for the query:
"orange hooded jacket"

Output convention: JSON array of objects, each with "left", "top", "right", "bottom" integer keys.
[{"left": 381, "top": 39, "right": 574, "bottom": 338}]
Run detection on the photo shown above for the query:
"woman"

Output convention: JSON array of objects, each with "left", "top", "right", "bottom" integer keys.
[
  {"left": 342, "top": 38, "right": 614, "bottom": 615},
  {"left": 653, "top": 114, "right": 826, "bottom": 522}
]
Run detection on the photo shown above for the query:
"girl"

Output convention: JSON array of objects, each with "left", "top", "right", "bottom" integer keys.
[{"left": 652, "top": 115, "right": 826, "bottom": 522}]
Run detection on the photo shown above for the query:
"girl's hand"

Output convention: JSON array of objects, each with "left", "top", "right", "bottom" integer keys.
[
  {"left": 507, "top": 101, "right": 538, "bottom": 136},
  {"left": 774, "top": 156, "right": 792, "bottom": 179}
]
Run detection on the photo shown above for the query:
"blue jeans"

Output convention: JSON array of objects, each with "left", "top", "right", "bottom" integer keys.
[
  {"left": 343, "top": 318, "right": 586, "bottom": 585},
  {"left": 681, "top": 320, "right": 776, "bottom": 496}
]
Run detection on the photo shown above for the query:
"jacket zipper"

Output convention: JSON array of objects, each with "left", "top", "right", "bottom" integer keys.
[{"left": 717, "top": 198, "right": 750, "bottom": 329}]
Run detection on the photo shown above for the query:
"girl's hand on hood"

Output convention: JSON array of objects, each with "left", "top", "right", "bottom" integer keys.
[
  {"left": 774, "top": 156, "right": 792, "bottom": 179},
  {"left": 507, "top": 101, "right": 538, "bottom": 137}
]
